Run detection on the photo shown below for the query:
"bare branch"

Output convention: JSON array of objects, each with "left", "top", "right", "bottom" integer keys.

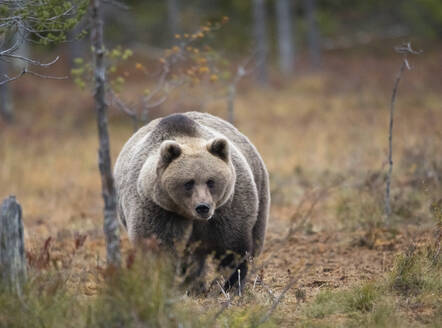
[
  {"left": 257, "top": 266, "right": 307, "bottom": 326},
  {"left": 259, "top": 280, "right": 277, "bottom": 301},
  {"left": 394, "top": 42, "right": 423, "bottom": 55},
  {"left": 46, "top": 6, "right": 75, "bottom": 22},
  {"left": 217, "top": 280, "right": 230, "bottom": 301},
  {"left": 286, "top": 188, "right": 329, "bottom": 239},
  {"left": 385, "top": 42, "right": 421, "bottom": 219},
  {"left": 0, "top": 70, "right": 25, "bottom": 86},
  {"left": 144, "top": 95, "right": 168, "bottom": 109},
  {"left": 227, "top": 52, "right": 258, "bottom": 124},
  {"left": 109, "top": 91, "right": 137, "bottom": 118},
  {"left": 0, "top": 38, "right": 21, "bottom": 56},
  {"left": 237, "top": 269, "right": 241, "bottom": 296},
  {"left": 0, "top": 67, "right": 67, "bottom": 86},
  {"left": 24, "top": 69, "right": 67, "bottom": 80},
  {"left": 257, "top": 276, "right": 300, "bottom": 326}
]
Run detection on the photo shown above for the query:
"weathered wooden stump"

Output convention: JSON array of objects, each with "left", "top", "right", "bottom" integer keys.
[{"left": 0, "top": 196, "right": 27, "bottom": 290}]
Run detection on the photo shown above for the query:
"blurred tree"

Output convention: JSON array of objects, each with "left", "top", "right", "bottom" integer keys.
[
  {"left": 67, "top": 27, "right": 87, "bottom": 68},
  {"left": 97, "top": 0, "right": 441, "bottom": 77},
  {"left": 276, "top": 0, "right": 295, "bottom": 75},
  {"left": 0, "top": 60, "right": 13, "bottom": 122},
  {"left": 304, "top": 0, "right": 320, "bottom": 68},
  {"left": 252, "top": 0, "right": 269, "bottom": 84},
  {"left": 400, "top": 0, "right": 442, "bottom": 38},
  {"left": 167, "top": 0, "right": 180, "bottom": 38}
]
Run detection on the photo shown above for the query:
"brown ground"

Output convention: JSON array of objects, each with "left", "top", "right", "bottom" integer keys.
[{"left": 1, "top": 47, "right": 440, "bottom": 326}]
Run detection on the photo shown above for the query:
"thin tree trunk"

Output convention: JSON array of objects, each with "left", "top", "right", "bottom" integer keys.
[
  {"left": 167, "top": 0, "right": 180, "bottom": 38},
  {"left": 276, "top": 0, "right": 295, "bottom": 75},
  {"left": 304, "top": 0, "right": 320, "bottom": 68},
  {"left": 252, "top": 0, "right": 269, "bottom": 85},
  {"left": 0, "top": 196, "right": 26, "bottom": 292},
  {"left": 0, "top": 60, "right": 13, "bottom": 122},
  {"left": 90, "top": 0, "right": 121, "bottom": 266}
]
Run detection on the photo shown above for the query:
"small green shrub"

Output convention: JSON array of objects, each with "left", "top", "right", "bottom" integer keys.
[
  {"left": 217, "top": 305, "right": 277, "bottom": 328},
  {"left": 0, "top": 271, "right": 83, "bottom": 328},
  {"left": 303, "top": 289, "right": 343, "bottom": 319},
  {"left": 0, "top": 249, "right": 279, "bottom": 328},
  {"left": 346, "top": 302, "right": 402, "bottom": 328},
  {"left": 299, "top": 282, "right": 407, "bottom": 328},
  {"left": 303, "top": 282, "right": 380, "bottom": 320},
  {"left": 335, "top": 189, "right": 384, "bottom": 231},
  {"left": 89, "top": 253, "right": 205, "bottom": 328},
  {"left": 388, "top": 246, "right": 441, "bottom": 296},
  {"left": 343, "top": 282, "right": 380, "bottom": 313}
]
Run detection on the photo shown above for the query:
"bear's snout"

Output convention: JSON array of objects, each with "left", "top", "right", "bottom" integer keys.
[{"left": 195, "top": 203, "right": 211, "bottom": 218}]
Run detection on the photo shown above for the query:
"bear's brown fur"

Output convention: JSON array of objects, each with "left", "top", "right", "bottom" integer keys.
[{"left": 114, "top": 112, "right": 270, "bottom": 289}]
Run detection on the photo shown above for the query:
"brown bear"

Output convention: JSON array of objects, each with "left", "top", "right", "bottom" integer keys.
[{"left": 114, "top": 112, "right": 270, "bottom": 290}]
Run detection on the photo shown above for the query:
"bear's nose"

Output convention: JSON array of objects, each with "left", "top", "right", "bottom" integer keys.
[{"left": 195, "top": 203, "right": 210, "bottom": 216}]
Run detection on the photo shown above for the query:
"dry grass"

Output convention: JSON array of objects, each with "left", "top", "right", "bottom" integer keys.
[{"left": 0, "top": 47, "right": 441, "bottom": 327}]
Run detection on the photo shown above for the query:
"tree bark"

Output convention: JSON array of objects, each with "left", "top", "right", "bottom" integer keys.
[
  {"left": 304, "top": 0, "right": 321, "bottom": 68},
  {"left": 0, "top": 196, "right": 26, "bottom": 291},
  {"left": 252, "top": 0, "right": 269, "bottom": 85},
  {"left": 90, "top": 0, "right": 121, "bottom": 266},
  {"left": 0, "top": 60, "right": 13, "bottom": 122},
  {"left": 276, "top": 0, "right": 295, "bottom": 75}
]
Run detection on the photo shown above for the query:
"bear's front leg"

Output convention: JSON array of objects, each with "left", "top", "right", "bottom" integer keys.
[
  {"left": 181, "top": 254, "right": 207, "bottom": 295},
  {"left": 225, "top": 256, "right": 248, "bottom": 293},
  {"left": 183, "top": 256, "right": 207, "bottom": 295},
  {"left": 218, "top": 251, "right": 249, "bottom": 292}
]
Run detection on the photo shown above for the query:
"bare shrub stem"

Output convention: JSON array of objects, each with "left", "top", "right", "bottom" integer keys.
[{"left": 385, "top": 42, "right": 421, "bottom": 220}]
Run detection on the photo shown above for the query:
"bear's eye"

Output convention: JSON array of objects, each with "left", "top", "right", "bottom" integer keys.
[
  {"left": 207, "top": 179, "right": 215, "bottom": 189},
  {"left": 184, "top": 180, "right": 194, "bottom": 191}
]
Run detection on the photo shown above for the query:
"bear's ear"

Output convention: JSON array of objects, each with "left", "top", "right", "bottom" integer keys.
[
  {"left": 159, "top": 140, "right": 182, "bottom": 169},
  {"left": 207, "top": 138, "right": 230, "bottom": 162}
]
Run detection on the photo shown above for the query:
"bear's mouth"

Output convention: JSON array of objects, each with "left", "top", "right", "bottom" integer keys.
[{"left": 193, "top": 210, "right": 213, "bottom": 220}]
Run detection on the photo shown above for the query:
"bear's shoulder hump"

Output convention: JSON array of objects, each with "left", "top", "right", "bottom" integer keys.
[{"left": 156, "top": 113, "right": 199, "bottom": 137}]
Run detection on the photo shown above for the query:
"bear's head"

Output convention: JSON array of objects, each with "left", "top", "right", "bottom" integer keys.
[{"left": 138, "top": 137, "right": 236, "bottom": 220}]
